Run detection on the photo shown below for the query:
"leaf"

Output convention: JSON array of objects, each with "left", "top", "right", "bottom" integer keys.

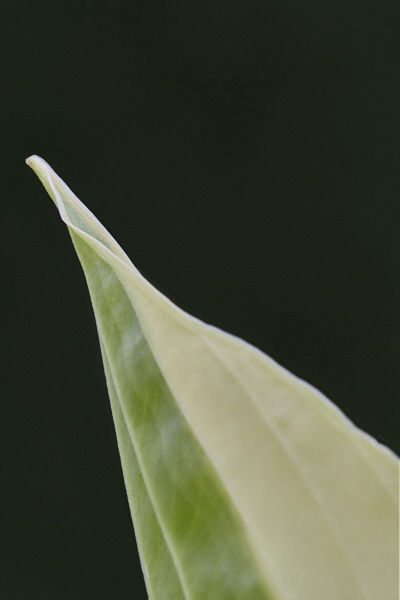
[{"left": 27, "top": 155, "right": 399, "bottom": 600}]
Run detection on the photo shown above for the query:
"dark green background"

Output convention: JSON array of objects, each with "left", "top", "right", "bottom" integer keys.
[{"left": 3, "top": 1, "right": 399, "bottom": 598}]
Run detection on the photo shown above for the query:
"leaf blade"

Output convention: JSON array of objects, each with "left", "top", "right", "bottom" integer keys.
[{"left": 28, "top": 155, "right": 399, "bottom": 600}]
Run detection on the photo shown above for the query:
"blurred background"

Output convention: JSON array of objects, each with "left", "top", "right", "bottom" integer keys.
[{"left": 3, "top": 0, "right": 399, "bottom": 597}]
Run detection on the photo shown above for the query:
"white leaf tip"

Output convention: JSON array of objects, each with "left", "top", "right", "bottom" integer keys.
[
  {"left": 25, "top": 154, "right": 47, "bottom": 170},
  {"left": 26, "top": 154, "right": 38, "bottom": 166}
]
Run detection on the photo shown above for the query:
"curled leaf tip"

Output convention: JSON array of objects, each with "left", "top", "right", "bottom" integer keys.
[
  {"left": 26, "top": 155, "right": 52, "bottom": 181},
  {"left": 25, "top": 154, "right": 40, "bottom": 167},
  {"left": 26, "top": 155, "right": 60, "bottom": 209}
]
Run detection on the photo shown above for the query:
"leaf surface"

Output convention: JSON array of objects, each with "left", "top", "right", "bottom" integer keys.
[{"left": 27, "top": 155, "right": 399, "bottom": 600}]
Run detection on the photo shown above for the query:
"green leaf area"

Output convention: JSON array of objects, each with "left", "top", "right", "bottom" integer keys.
[{"left": 27, "top": 155, "right": 399, "bottom": 600}]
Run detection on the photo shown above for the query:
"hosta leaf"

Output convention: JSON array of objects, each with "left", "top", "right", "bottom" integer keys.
[{"left": 27, "top": 155, "right": 399, "bottom": 600}]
